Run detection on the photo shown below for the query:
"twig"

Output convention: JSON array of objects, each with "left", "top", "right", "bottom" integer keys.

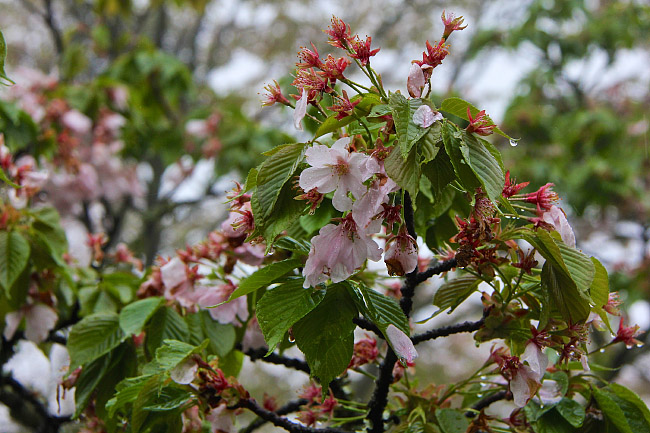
[
  {"left": 239, "top": 398, "right": 308, "bottom": 433},
  {"left": 353, "top": 317, "right": 382, "bottom": 338},
  {"left": 236, "top": 398, "right": 348, "bottom": 433},
  {"left": 366, "top": 349, "right": 397, "bottom": 433},
  {"left": 245, "top": 348, "right": 310, "bottom": 374},
  {"left": 411, "top": 316, "right": 485, "bottom": 345},
  {"left": 464, "top": 390, "right": 509, "bottom": 417}
]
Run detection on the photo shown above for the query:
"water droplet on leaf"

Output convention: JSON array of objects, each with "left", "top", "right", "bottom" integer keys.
[{"left": 509, "top": 138, "right": 519, "bottom": 147}]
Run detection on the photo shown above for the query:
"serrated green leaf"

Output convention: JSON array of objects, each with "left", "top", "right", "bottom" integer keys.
[
  {"left": 436, "top": 408, "right": 470, "bottom": 433},
  {"left": 132, "top": 375, "right": 162, "bottom": 433},
  {"left": 441, "top": 121, "right": 480, "bottom": 192},
  {"left": 255, "top": 142, "right": 306, "bottom": 221},
  {"left": 152, "top": 339, "right": 208, "bottom": 371},
  {"left": 293, "top": 284, "right": 357, "bottom": 390},
  {"left": 609, "top": 383, "right": 650, "bottom": 427},
  {"left": 389, "top": 93, "right": 431, "bottom": 157},
  {"left": 418, "top": 122, "right": 442, "bottom": 164},
  {"left": 347, "top": 283, "right": 410, "bottom": 335},
  {"left": 0, "top": 231, "right": 30, "bottom": 294},
  {"left": 385, "top": 145, "right": 420, "bottom": 198},
  {"left": 68, "top": 312, "right": 125, "bottom": 369},
  {"left": 119, "top": 297, "right": 164, "bottom": 335},
  {"left": 422, "top": 148, "right": 456, "bottom": 200},
  {"left": 144, "top": 387, "right": 194, "bottom": 411},
  {"left": 315, "top": 93, "right": 381, "bottom": 138},
  {"left": 590, "top": 257, "right": 609, "bottom": 307},
  {"left": 106, "top": 375, "right": 153, "bottom": 418},
  {"left": 145, "top": 307, "right": 190, "bottom": 356},
  {"left": 315, "top": 115, "right": 356, "bottom": 138},
  {"left": 541, "top": 262, "right": 590, "bottom": 323},
  {"left": 460, "top": 133, "right": 505, "bottom": 203},
  {"left": 433, "top": 275, "right": 481, "bottom": 314},
  {"left": 593, "top": 387, "right": 635, "bottom": 433},
  {"left": 439, "top": 97, "right": 511, "bottom": 139},
  {"left": 256, "top": 279, "right": 325, "bottom": 353},
  {"left": 199, "top": 311, "right": 236, "bottom": 357},
  {"left": 535, "top": 408, "right": 575, "bottom": 433},
  {"left": 1, "top": 30, "right": 14, "bottom": 85},
  {"left": 273, "top": 236, "right": 311, "bottom": 255},
  {"left": 555, "top": 398, "right": 585, "bottom": 428},
  {"left": 229, "top": 258, "right": 302, "bottom": 301}
]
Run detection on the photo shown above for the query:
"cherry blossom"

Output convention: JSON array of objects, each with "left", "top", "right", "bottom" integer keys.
[
  {"left": 351, "top": 173, "right": 397, "bottom": 232},
  {"left": 302, "top": 215, "right": 382, "bottom": 288},
  {"left": 4, "top": 303, "right": 58, "bottom": 343},
  {"left": 196, "top": 281, "right": 249, "bottom": 325},
  {"left": 407, "top": 64, "right": 425, "bottom": 98},
  {"left": 384, "top": 229, "right": 418, "bottom": 276},
  {"left": 385, "top": 324, "right": 418, "bottom": 365},
  {"left": 299, "top": 137, "right": 379, "bottom": 211},
  {"left": 412, "top": 105, "right": 442, "bottom": 128},
  {"left": 542, "top": 205, "right": 575, "bottom": 248},
  {"left": 520, "top": 341, "right": 548, "bottom": 380},
  {"left": 293, "top": 88, "right": 308, "bottom": 130}
]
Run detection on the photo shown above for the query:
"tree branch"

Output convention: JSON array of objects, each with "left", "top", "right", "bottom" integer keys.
[
  {"left": 411, "top": 316, "right": 485, "bottom": 345},
  {"left": 240, "top": 398, "right": 308, "bottom": 433},
  {"left": 353, "top": 317, "right": 382, "bottom": 338},
  {"left": 236, "top": 398, "right": 348, "bottom": 433},
  {"left": 245, "top": 347, "right": 310, "bottom": 374},
  {"left": 464, "top": 390, "right": 509, "bottom": 417}
]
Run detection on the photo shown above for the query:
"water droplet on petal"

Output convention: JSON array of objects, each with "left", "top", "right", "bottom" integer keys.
[
  {"left": 509, "top": 138, "right": 519, "bottom": 147},
  {"left": 636, "top": 343, "right": 644, "bottom": 348}
]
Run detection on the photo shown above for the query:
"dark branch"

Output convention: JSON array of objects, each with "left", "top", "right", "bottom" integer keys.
[
  {"left": 464, "top": 390, "right": 509, "bottom": 417},
  {"left": 366, "top": 349, "right": 397, "bottom": 433},
  {"left": 414, "top": 258, "right": 457, "bottom": 285},
  {"left": 245, "top": 348, "right": 310, "bottom": 374},
  {"left": 353, "top": 317, "right": 382, "bottom": 338},
  {"left": 411, "top": 316, "right": 485, "bottom": 345},
  {"left": 240, "top": 398, "right": 308, "bottom": 433},
  {"left": 42, "top": 0, "right": 64, "bottom": 55},
  {"left": 236, "top": 398, "right": 348, "bottom": 433}
]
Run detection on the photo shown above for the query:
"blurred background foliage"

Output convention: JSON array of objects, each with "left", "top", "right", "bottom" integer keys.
[{"left": 1, "top": 0, "right": 649, "bottom": 429}]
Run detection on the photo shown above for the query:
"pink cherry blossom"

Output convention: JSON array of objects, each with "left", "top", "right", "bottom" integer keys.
[
  {"left": 196, "top": 281, "right": 249, "bottom": 325},
  {"left": 4, "top": 303, "right": 58, "bottom": 343},
  {"left": 160, "top": 257, "right": 199, "bottom": 309},
  {"left": 299, "top": 137, "right": 379, "bottom": 211},
  {"left": 510, "top": 363, "right": 541, "bottom": 407},
  {"left": 62, "top": 110, "right": 92, "bottom": 135},
  {"left": 352, "top": 173, "right": 398, "bottom": 232},
  {"left": 170, "top": 357, "right": 198, "bottom": 384},
  {"left": 206, "top": 405, "right": 234, "bottom": 433},
  {"left": 407, "top": 64, "right": 425, "bottom": 98},
  {"left": 412, "top": 105, "right": 442, "bottom": 128},
  {"left": 542, "top": 205, "right": 575, "bottom": 248},
  {"left": 303, "top": 215, "right": 382, "bottom": 288},
  {"left": 520, "top": 341, "right": 548, "bottom": 380},
  {"left": 384, "top": 229, "right": 418, "bottom": 276},
  {"left": 294, "top": 88, "right": 309, "bottom": 130},
  {"left": 385, "top": 324, "right": 418, "bottom": 365}
]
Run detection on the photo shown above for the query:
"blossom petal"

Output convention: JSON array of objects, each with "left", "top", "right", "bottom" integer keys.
[
  {"left": 3, "top": 311, "right": 24, "bottom": 341},
  {"left": 412, "top": 105, "right": 442, "bottom": 128},
  {"left": 407, "top": 64, "right": 425, "bottom": 98},
  {"left": 160, "top": 257, "right": 187, "bottom": 289},
  {"left": 386, "top": 324, "right": 417, "bottom": 364},
  {"left": 521, "top": 342, "right": 548, "bottom": 381},
  {"left": 299, "top": 166, "right": 338, "bottom": 193},
  {"left": 293, "top": 88, "right": 308, "bottom": 130},
  {"left": 170, "top": 357, "right": 198, "bottom": 384},
  {"left": 25, "top": 304, "right": 58, "bottom": 343},
  {"left": 542, "top": 205, "right": 575, "bottom": 248}
]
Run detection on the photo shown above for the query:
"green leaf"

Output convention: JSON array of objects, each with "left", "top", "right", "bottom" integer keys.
[
  {"left": 228, "top": 258, "right": 302, "bottom": 301},
  {"left": 315, "top": 93, "right": 381, "bottom": 138},
  {"left": 273, "top": 236, "right": 311, "bottom": 255},
  {"left": 152, "top": 339, "right": 208, "bottom": 371},
  {"left": 418, "top": 122, "right": 442, "bottom": 164},
  {"left": 199, "top": 311, "right": 236, "bottom": 357},
  {"left": 0, "top": 30, "right": 14, "bottom": 85},
  {"left": 255, "top": 142, "right": 306, "bottom": 221},
  {"left": 439, "top": 97, "right": 511, "bottom": 139},
  {"left": 435, "top": 408, "right": 470, "bottom": 433},
  {"left": 144, "top": 387, "right": 194, "bottom": 411},
  {"left": 441, "top": 121, "right": 480, "bottom": 192},
  {"left": 251, "top": 175, "right": 306, "bottom": 247},
  {"left": 119, "top": 297, "right": 164, "bottom": 335},
  {"left": 106, "top": 375, "right": 152, "bottom": 418},
  {"left": 389, "top": 93, "right": 431, "bottom": 157},
  {"left": 535, "top": 408, "right": 575, "bottom": 433},
  {"left": 541, "top": 262, "right": 590, "bottom": 323},
  {"left": 0, "top": 166, "right": 19, "bottom": 187},
  {"left": 555, "top": 398, "right": 585, "bottom": 428},
  {"left": 293, "top": 284, "right": 357, "bottom": 390},
  {"left": 315, "top": 115, "right": 356, "bottom": 139},
  {"left": 256, "top": 279, "right": 326, "bottom": 353},
  {"left": 609, "top": 383, "right": 650, "bottom": 428},
  {"left": 145, "top": 307, "right": 190, "bottom": 356},
  {"left": 347, "top": 283, "right": 410, "bottom": 335},
  {"left": 385, "top": 145, "right": 420, "bottom": 198},
  {"left": 0, "top": 231, "right": 30, "bottom": 295},
  {"left": 422, "top": 148, "right": 456, "bottom": 200},
  {"left": 593, "top": 387, "right": 635, "bottom": 433},
  {"left": 460, "top": 133, "right": 505, "bottom": 203},
  {"left": 68, "top": 313, "right": 125, "bottom": 369},
  {"left": 433, "top": 275, "right": 481, "bottom": 315},
  {"left": 590, "top": 257, "right": 609, "bottom": 307}
]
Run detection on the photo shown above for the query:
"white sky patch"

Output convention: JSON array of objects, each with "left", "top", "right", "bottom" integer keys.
[{"left": 208, "top": 49, "right": 267, "bottom": 95}]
